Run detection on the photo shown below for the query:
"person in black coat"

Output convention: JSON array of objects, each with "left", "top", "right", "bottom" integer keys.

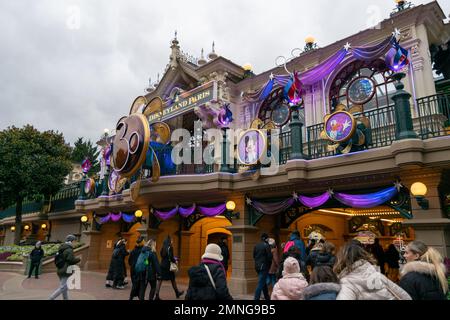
[
  {"left": 253, "top": 233, "right": 273, "bottom": 300},
  {"left": 111, "top": 239, "right": 129, "bottom": 289},
  {"left": 385, "top": 244, "right": 400, "bottom": 282},
  {"left": 399, "top": 241, "right": 448, "bottom": 300},
  {"left": 186, "top": 243, "right": 233, "bottom": 300},
  {"left": 370, "top": 238, "right": 386, "bottom": 274},
  {"left": 28, "top": 241, "right": 44, "bottom": 279},
  {"left": 155, "top": 236, "right": 184, "bottom": 299},
  {"left": 142, "top": 239, "right": 162, "bottom": 300},
  {"left": 218, "top": 236, "right": 230, "bottom": 272},
  {"left": 128, "top": 236, "right": 145, "bottom": 300},
  {"left": 106, "top": 239, "right": 121, "bottom": 288}
]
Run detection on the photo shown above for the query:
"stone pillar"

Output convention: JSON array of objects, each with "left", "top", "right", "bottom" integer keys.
[
  {"left": 179, "top": 230, "right": 195, "bottom": 276},
  {"left": 81, "top": 230, "right": 102, "bottom": 270},
  {"left": 226, "top": 195, "right": 260, "bottom": 297},
  {"left": 401, "top": 174, "right": 450, "bottom": 257}
]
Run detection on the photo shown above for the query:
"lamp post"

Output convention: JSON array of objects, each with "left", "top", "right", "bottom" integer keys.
[
  {"left": 304, "top": 36, "right": 318, "bottom": 52},
  {"left": 80, "top": 215, "right": 90, "bottom": 231},
  {"left": 289, "top": 104, "right": 306, "bottom": 160},
  {"left": 391, "top": 72, "right": 418, "bottom": 140},
  {"left": 135, "top": 210, "right": 146, "bottom": 224}
]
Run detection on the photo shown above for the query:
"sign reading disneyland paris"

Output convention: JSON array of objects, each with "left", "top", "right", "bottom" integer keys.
[{"left": 148, "top": 81, "right": 217, "bottom": 122}]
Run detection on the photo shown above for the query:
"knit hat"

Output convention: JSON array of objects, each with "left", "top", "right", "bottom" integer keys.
[
  {"left": 66, "top": 234, "right": 76, "bottom": 242},
  {"left": 283, "top": 257, "right": 300, "bottom": 275},
  {"left": 201, "top": 244, "right": 223, "bottom": 262}
]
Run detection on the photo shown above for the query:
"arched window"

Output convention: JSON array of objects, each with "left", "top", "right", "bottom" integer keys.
[
  {"left": 329, "top": 60, "right": 396, "bottom": 113},
  {"left": 258, "top": 88, "right": 292, "bottom": 132}
]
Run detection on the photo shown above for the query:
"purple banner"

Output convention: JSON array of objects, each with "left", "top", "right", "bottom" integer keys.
[
  {"left": 298, "top": 192, "right": 331, "bottom": 208},
  {"left": 352, "top": 36, "right": 395, "bottom": 61},
  {"left": 198, "top": 204, "right": 227, "bottom": 217},
  {"left": 251, "top": 197, "right": 296, "bottom": 215},
  {"left": 122, "top": 213, "right": 135, "bottom": 223},
  {"left": 299, "top": 48, "right": 348, "bottom": 85},
  {"left": 179, "top": 204, "right": 196, "bottom": 218},
  {"left": 153, "top": 207, "right": 179, "bottom": 220},
  {"left": 334, "top": 186, "right": 398, "bottom": 209}
]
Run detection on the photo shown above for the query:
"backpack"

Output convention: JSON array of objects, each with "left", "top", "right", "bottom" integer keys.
[
  {"left": 54, "top": 247, "right": 66, "bottom": 269},
  {"left": 135, "top": 250, "right": 150, "bottom": 274},
  {"left": 283, "top": 240, "right": 295, "bottom": 253}
]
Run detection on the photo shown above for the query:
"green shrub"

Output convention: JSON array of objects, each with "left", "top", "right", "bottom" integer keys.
[{"left": 0, "top": 243, "right": 84, "bottom": 262}]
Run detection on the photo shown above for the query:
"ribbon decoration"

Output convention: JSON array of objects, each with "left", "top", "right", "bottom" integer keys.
[
  {"left": 81, "top": 158, "right": 92, "bottom": 174},
  {"left": 96, "top": 212, "right": 136, "bottom": 224},
  {"left": 152, "top": 203, "right": 228, "bottom": 221},
  {"left": 247, "top": 185, "right": 405, "bottom": 216},
  {"left": 244, "top": 34, "right": 398, "bottom": 103},
  {"left": 385, "top": 40, "right": 410, "bottom": 72}
]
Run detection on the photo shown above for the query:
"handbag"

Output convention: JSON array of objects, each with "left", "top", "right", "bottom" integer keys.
[{"left": 168, "top": 247, "right": 178, "bottom": 273}]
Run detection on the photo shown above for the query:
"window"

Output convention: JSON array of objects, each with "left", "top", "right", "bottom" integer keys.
[{"left": 329, "top": 60, "right": 395, "bottom": 113}]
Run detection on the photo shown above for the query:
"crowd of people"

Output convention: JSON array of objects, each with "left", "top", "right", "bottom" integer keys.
[{"left": 46, "top": 232, "right": 449, "bottom": 300}]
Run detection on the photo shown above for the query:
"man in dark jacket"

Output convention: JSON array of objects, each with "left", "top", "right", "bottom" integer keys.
[
  {"left": 112, "top": 239, "right": 129, "bottom": 289},
  {"left": 253, "top": 233, "right": 272, "bottom": 300},
  {"left": 128, "top": 236, "right": 145, "bottom": 300},
  {"left": 49, "top": 235, "right": 81, "bottom": 300},
  {"left": 28, "top": 241, "right": 44, "bottom": 279},
  {"left": 371, "top": 238, "right": 386, "bottom": 274},
  {"left": 218, "top": 236, "right": 230, "bottom": 272},
  {"left": 186, "top": 244, "right": 233, "bottom": 300}
]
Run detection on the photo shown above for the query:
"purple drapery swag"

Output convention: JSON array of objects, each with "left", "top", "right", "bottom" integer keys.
[
  {"left": 152, "top": 203, "right": 228, "bottom": 221},
  {"left": 97, "top": 212, "right": 135, "bottom": 224},
  {"left": 244, "top": 35, "right": 397, "bottom": 103},
  {"left": 247, "top": 186, "right": 400, "bottom": 214},
  {"left": 333, "top": 186, "right": 398, "bottom": 209}
]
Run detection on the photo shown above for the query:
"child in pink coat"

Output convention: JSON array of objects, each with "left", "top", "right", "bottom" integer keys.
[{"left": 271, "top": 257, "right": 308, "bottom": 300}]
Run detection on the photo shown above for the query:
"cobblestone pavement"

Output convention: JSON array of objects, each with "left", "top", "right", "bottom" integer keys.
[{"left": 0, "top": 271, "right": 253, "bottom": 300}]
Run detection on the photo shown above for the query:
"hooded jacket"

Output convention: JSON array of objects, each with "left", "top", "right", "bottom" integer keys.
[
  {"left": 56, "top": 243, "right": 81, "bottom": 277},
  {"left": 271, "top": 257, "right": 308, "bottom": 300},
  {"left": 399, "top": 261, "right": 447, "bottom": 300},
  {"left": 302, "top": 283, "right": 341, "bottom": 300},
  {"left": 185, "top": 259, "right": 233, "bottom": 300},
  {"left": 336, "top": 260, "right": 411, "bottom": 300},
  {"left": 289, "top": 234, "right": 306, "bottom": 261}
]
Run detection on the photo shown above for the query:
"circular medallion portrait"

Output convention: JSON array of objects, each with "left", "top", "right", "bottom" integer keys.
[
  {"left": 129, "top": 96, "right": 148, "bottom": 115},
  {"left": 111, "top": 113, "right": 150, "bottom": 178},
  {"left": 237, "top": 129, "right": 267, "bottom": 165},
  {"left": 324, "top": 111, "right": 356, "bottom": 143},
  {"left": 271, "top": 103, "right": 290, "bottom": 127},
  {"left": 347, "top": 76, "right": 376, "bottom": 105}
]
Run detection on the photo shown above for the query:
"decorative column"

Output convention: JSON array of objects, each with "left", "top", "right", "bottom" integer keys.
[
  {"left": 101, "top": 166, "right": 110, "bottom": 196},
  {"left": 391, "top": 73, "right": 418, "bottom": 140},
  {"left": 78, "top": 174, "right": 87, "bottom": 200},
  {"left": 289, "top": 105, "right": 305, "bottom": 159},
  {"left": 226, "top": 195, "right": 259, "bottom": 297},
  {"left": 220, "top": 128, "right": 235, "bottom": 173}
]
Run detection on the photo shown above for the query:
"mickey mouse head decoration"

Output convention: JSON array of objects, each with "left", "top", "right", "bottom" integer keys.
[{"left": 111, "top": 113, "right": 150, "bottom": 178}]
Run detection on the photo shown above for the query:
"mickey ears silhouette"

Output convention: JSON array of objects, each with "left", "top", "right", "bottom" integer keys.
[{"left": 129, "top": 96, "right": 164, "bottom": 120}]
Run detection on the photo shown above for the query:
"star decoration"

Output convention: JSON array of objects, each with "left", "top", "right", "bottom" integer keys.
[
  {"left": 292, "top": 192, "right": 299, "bottom": 200},
  {"left": 327, "top": 188, "right": 334, "bottom": 196},
  {"left": 344, "top": 42, "right": 351, "bottom": 51},
  {"left": 269, "top": 73, "right": 274, "bottom": 80},
  {"left": 393, "top": 28, "right": 401, "bottom": 39},
  {"left": 394, "top": 181, "right": 403, "bottom": 192},
  {"left": 246, "top": 197, "right": 253, "bottom": 205}
]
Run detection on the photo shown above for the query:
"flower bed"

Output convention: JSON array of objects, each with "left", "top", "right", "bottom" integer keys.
[{"left": 0, "top": 243, "right": 84, "bottom": 262}]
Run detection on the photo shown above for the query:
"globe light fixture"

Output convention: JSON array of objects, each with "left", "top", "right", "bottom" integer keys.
[
  {"left": 11, "top": 226, "right": 16, "bottom": 232},
  {"left": 41, "top": 223, "right": 47, "bottom": 230},
  {"left": 411, "top": 182, "right": 429, "bottom": 210},
  {"left": 24, "top": 225, "right": 30, "bottom": 231},
  {"left": 80, "top": 215, "right": 88, "bottom": 223},
  {"left": 226, "top": 201, "right": 236, "bottom": 211}
]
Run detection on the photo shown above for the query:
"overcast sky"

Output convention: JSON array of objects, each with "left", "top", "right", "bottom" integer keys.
[{"left": 1, "top": 0, "right": 449, "bottom": 146}]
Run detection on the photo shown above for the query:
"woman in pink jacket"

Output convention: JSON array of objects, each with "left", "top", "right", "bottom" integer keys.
[{"left": 271, "top": 257, "right": 308, "bottom": 300}]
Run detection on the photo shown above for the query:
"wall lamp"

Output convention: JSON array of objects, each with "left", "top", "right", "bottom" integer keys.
[
  {"left": 135, "top": 210, "right": 146, "bottom": 224},
  {"left": 80, "top": 215, "right": 90, "bottom": 230},
  {"left": 10, "top": 226, "right": 16, "bottom": 232},
  {"left": 41, "top": 223, "right": 48, "bottom": 231},
  {"left": 225, "top": 201, "right": 240, "bottom": 220},
  {"left": 411, "top": 182, "right": 429, "bottom": 210}
]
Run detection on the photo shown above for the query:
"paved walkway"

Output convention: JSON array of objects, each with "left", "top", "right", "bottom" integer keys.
[{"left": 0, "top": 271, "right": 253, "bottom": 300}]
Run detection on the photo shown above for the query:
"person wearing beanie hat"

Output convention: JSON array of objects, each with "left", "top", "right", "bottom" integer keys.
[
  {"left": 28, "top": 241, "right": 44, "bottom": 279},
  {"left": 253, "top": 232, "right": 273, "bottom": 300},
  {"left": 271, "top": 257, "right": 308, "bottom": 300},
  {"left": 49, "top": 235, "right": 81, "bottom": 300},
  {"left": 129, "top": 236, "right": 146, "bottom": 299},
  {"left": 186, "top": 244, "right": 233, "bottom": 300}
]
